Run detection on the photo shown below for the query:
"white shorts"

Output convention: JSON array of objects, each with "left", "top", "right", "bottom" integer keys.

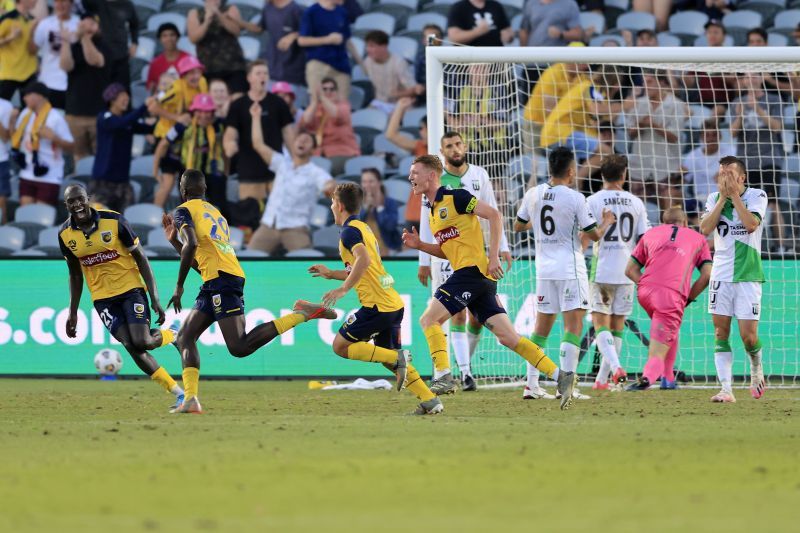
[
  {"left": 536, "top": 278, "right": 590, "bottom": 314},
  {"left": 430, "top": 259, "right": 453, "bottom": 291},
  {"left": 590, "top": 282, "right": 635, "bottom": 316},
  {"left": 707, "top": 280, "right": 762, "bottom": 320}
]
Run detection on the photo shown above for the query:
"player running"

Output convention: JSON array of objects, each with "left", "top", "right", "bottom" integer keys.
[
  {"left": 403, "top": 155, "right": 578, "bottom": 410},
  {"left": 162, "top": 170, "right": 336, "bottom": 414},
  {"left": 514, "top": 147, "right": 615, "bottom": 401},
  {"left": 625, "top": 207, "right": 712, "bottom": 391},
  {"left": 59, "top": 184, "right": 184, "bottom": 409},
  {"left": 309, "top": 183, "right": 443, "bottom": 415},
  {"left": 699, "top": 156, "right": 767, "bottom": 402},
  {"left": 417, "top": 131, "right": 513, "bottom": 393},
  {"left": 584, "top": 155, "right": 649, "bottom": 390}
]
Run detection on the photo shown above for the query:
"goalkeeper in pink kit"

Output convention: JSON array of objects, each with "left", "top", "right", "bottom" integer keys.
[{"left": 623, "top": 208, "right": 713, "bottom": 390}]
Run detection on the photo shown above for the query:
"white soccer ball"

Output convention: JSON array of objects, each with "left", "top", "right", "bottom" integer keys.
[{"left": 94, "top": 348, "right": 123, "bottom": 375}]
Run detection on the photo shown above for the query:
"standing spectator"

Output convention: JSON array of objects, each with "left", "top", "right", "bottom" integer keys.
[
  {"left": 297, "top": 0, "right": 352, "bottom": 100},
  {"left": 362, "top": 30, "right": 421, "bottom": 115},
  {"left": 145, "top": 22, "right": 189, "bottom": 94},
  {"left": 209, "top": 78, "right": 230, "bottom": 121},
  {"left": 261, "top": 0, "right": 305, "bottom": 86},
  {"left": 632, "top": 0, "right": 672, "bottom": 32},
  {"left": 60, "top": 11, "right": 110, "bottom": 163},
  {"left": 359, "top": 168, "right": 401, "bottom": 255},
  {"left": 301, "top": 77, "right": 360, "bottom": 176},
  {"left": 187, "top": 0, "right": 248, "bottom": 97},
  {"left": 414, "top": 24, "right": 443, "bottom": 91},
  {"left": 0, "top": 96, "right": 14, "bottom": 223},
  {"left": 682, "top": 119, "right": 736, "bottom": 204},
  {"left": 247, "top": 101, "right": 335, "bottom": 255},
  {"left": 270, "top": 81, "right": 304, "bottom": 129},
  {"left": 519, "top": 0, "right": 582, "bottom": 47},
  {"left": 0, "top": 0, "right": 40, "bottom": 102},
  {"left": 385, "top": 96, "right": 426, "bottom": 229},
  {"left": 223, "top": 59, "right": 295, "bottom": 201},
  {"left": 448, "top": 0, "right": 513, "bottom": 46},
  {"left": 30, "top": 0, "right": 78, "bottom": 110},
  {"left": 91, "top": 83, "right": 153, "bottom": 212},
  {"left": 10, "top": 82, "right": 74, "bottom": 207},
  {"left": 80, "top": 0, "right": 138, "bottom": 89}
]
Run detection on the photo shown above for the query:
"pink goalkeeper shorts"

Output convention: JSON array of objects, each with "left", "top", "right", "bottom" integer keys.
[{"left": 637, "top": 284, "right": 685, "bottom": 346}]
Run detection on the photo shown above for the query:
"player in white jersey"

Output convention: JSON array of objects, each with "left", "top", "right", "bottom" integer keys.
[
  {"left": 584, "top": 155, "right": 649, "bottom": 390},
  {"left": 699, "top": 156, "right": 767, "bottom": 403},
  {"left": 417, "top": 131, "right": 512, "bottom": 394},
  {"left": 514, "top": 147, "right": 615, "bottom": 400}
]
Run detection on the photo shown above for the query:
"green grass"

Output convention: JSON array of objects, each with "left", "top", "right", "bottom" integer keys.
[{"left": 0, "top": 379, "right": 798, "bottom": 532}]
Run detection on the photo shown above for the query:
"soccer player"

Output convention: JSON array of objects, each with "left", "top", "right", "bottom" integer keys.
[
  {"left": 625, "top": 207, "right": 712, "bottom": 391},
  {"left": 403, "top": 155, "right": 578, "bottom": 410},
  {"left": 309, "top": 183, "right": 443, "bottom": 415},
  {"left": 699, "top": 156, "right": 767, "bottom": 402},
  {"left": 514, "top": 147, "right": 615, "bottom": 401},
  {"left": 163, "top": 169, "right": 336, "bottom": 414},
  {"left": 59, "top": 184, "right": 184, "bottom": 409},
  {"left": 417, "top": 131, "right": 513, "bottom": 393},
  {"left": 584, "top": 155, "right": 650, "bottom": 390}
]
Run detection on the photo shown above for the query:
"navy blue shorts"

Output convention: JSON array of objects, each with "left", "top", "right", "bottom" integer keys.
[
  {"left": 94, "top": 288, "right": 151, "bottom": 335},
  {"left": 434, "top": 266, "right": 506, "bottom": 324},
  {"left": 193, "top": 273, "right": 246, "bottom": 322},
  {"left": 339, "top": 306, "right": 404, "bottom": 350}
]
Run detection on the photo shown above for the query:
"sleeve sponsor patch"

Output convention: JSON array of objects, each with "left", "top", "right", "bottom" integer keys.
[{"left": 465, "top": 197, "right": 478, "bottom": 214}]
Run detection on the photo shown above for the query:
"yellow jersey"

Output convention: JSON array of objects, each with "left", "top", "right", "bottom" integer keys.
[
  {"left": 540, "top": 78, "right": 603, "bottom": 148},
  {"left": 339, "top": 216, "right": 404, "bottom": 312},
  {"left": 154, "top": 76, "right": 208, "bottom": 138},
  {"left": 58, "top": 209, "right": 145, "bottom": 301},
  {"left": 523, "top": 64, "right": 588, "bottom": 125},
  {"left": 174, "top": 198, "right": 245, "bottom": 282},
  {"left": 0, "top": 9, "right": 37, "bottom": 82},
  {"left": 427, "top": 187, "right": 491, "bottom": 279}
]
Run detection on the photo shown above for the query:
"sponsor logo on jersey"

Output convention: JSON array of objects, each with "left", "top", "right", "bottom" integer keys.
[
  {"left": 434, "top": 226, "right": 460, "bottom": 244},
  {"left": 79, "top": 249, "right": 120, "bottom": 267},
  {"left": 465, "top": 197, "right": 478, "bottom": 214},
  {"left": 438, "top": 207, "right": 448, "bottom": 220},
  {"left": 101, "top": 231, "right": 113, "bottom": 244},
  {"left": 461, "top": 292, "right": 472, "bottom": 301}
]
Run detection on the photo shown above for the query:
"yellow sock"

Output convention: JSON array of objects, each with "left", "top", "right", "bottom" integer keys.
[
  {"left": 182, "top": 367, "right": 199, "bottom": 398},
  {"left": 405, "top": 363, "right": 436, "bottom": 401},
  {"left": 273, "top": 313, "right": 305, "bottom": 334},
  {"left": 346, "top": 342, "right": 398, "bottom": 364},
  {"left": 423, "top": 324, "right": 450, "bottom": 372},
  {"left": 159, "top": 328, "right": 175, "bottom": 347},
  {"left": 151, "top": 366, "right": 177, "bottom": 393},
  {"left": 514, "top": 337, "right": 557, "bottom": 378}
]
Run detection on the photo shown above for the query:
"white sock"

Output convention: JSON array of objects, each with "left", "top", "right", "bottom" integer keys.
[
  {"left": 526, "top": 363, "right": 540, "bottom": 389},
  {"left": 452, "top": 330, "right": 471, "bottom": 377},
  {"left": 467, "top": 329, "right": 481, "bottom": 357},
  {"left": 171, "top": 384, "right": 184, "bottom": 396},
  {"left": 614, "top": 335, "right": 623, "bottom": 357},
  {"left": 714, "top": 351, "right": 733, "bottom": 392},
  {"left": 433, "top": 368, "right": 451, "bottom": 380},
  {"left": 560, "top": 342, "right": 579, "bottom": 373},
  {"left": 596, "top": 357, "right": 612, "bottom": 385},
  {"left": 595, "top": 330, "right": 621, "bottom": 372}
]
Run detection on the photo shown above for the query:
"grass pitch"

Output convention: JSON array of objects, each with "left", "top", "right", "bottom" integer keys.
[{"left": 0, "top": 379, "right": 798, "bottom": 532}]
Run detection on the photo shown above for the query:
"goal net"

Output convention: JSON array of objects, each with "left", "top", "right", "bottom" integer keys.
[{"left": 426, "top": 46, "right": 800, "bottom": 387}]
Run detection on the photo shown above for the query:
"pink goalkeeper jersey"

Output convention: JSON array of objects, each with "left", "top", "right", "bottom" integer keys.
[{"left": 631, "top": 224, "right": 712, "bottom": 299}]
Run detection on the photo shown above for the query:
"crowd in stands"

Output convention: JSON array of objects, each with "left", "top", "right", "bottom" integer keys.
[{"left": 0, "top": 0, "right": 799, "bottom": 259}]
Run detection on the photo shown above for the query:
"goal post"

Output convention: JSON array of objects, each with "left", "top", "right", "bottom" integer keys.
[{"left": 425, "top": 46, "right": 800, "bottom": 387}]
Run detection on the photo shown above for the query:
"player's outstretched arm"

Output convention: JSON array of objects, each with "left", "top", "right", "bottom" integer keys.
[
  {"left": 687, "top": 263, "right": 713, "bottom": 303},
  {"left": 321, "top": 245, "right": 371, "bottom": 308},
  {"left": 64, "top": 254, "right": 84, "bottom": 339},
  {"left": 402, "top": 226, "right": 446, "bottom": 259},
  {"left": 130, "top": 245, "right": 166, "bottom": 325},
  {"left": 308, "top": 264, "right": 348, "bottom": 281}
]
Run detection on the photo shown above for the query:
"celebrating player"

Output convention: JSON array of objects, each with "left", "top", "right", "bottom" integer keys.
[
  {"left": 403, "top": 155, "right": 578, "bottom": 410},
  {"left": 514, "top": 147, "right": 615, "bottom": 401},
  {"left": 163, "top": 170, "right": 336, "bottom": 414},
  {"left": 625, "top": 207, "right": 712, "bottom": 391},
  {"left": 59, "top": 184, "right": 184, "bottom": 409},
  {"left": 309, "top": 183, "right": 443, "bottom": 415},
  {"left": 699, "top": 156, "right": 767, "bottom": 402},
  {"left": 584, "top": 155, "right": 649, "bottom": 390},
  {"left": 417, "top": 131, "right": 513, "bottom": 393}
]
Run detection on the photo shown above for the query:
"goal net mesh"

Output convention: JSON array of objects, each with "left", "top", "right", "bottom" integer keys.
[{"left": 438, "top": 58, "right": 800, "bottom": 387}]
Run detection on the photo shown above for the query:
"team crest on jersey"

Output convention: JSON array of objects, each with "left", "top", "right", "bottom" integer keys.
[
  {"left": 101, "top": 231, "right": 112, "bottom": 244},
  {"left": 212, "top": 294, "right": 222, "bottom": 309},
  {"left": 133, "top": 303, "right": 145, "bottom": 315},
  {"left": 67, "top": 239, "right": 77, "bottom": 250},
  {"left": 346, "top": 314, "right": 357, "bottom": 325},
  {"left": 438, "top": 207, "right": 448, "bottom": 219},
  {"left": 472, "top": 179, "right": 480, "bottom": 191}
]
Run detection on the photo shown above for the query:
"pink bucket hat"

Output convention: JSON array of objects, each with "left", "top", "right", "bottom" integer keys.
[
  {"left": 189, "top": 93, "right": 215, "bottom": 112},
  {"left": 177, "top": 55, "right": 205, "bottom": 76},
  {"left": 270, "top": 81, "right": 295, "bottom": 97}
]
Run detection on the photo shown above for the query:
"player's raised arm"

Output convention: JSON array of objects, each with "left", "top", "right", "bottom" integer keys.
[
  {"left": 308, "top": 264, "right": 348, "bottom": 281},
  {"left": 322, "top": 244, "right": 371, "bottom": 308}
]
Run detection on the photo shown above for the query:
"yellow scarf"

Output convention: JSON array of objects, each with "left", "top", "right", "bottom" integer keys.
[
  {"left": 182, "top": 118, "right": 218, "bottom": 172},
  {"left": 11, "top": 102, "right": 52, "bottom": 151}
]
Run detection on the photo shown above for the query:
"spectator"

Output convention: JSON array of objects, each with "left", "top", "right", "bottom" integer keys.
[
  {"left": 209, "top": 78, "right": 231, "bottom": 120},
  {"left": 341, "top": 0, "right": 363, "bottom": 23},
  {"left": 359, "top": 167, "right": 401, "bottom": 255},
  {"left": 448, "top": 0, "right": 513, "bottom": 46},
  {"left": 90, "top": 83, "right": 153, "bottom": 212},
  {"left": 682, "top": 119, "right": 735, "bottom": 204},
  {"left": 577, "top": 0, "right": 603, "bottom": 14},
  {"left": 81, "top": 0, "right": 138, "bottom": 89},
  {"left": 261, "top": 0, "right": 305, "bottom": 86},
  {"left": 635, "top": 28, "right": 657, "bottom": 47},
  {"left": 247, "top": 101, "right": 335, "bottom": 255},
  {"left": 746, "top": 28, "right": 767, "bottom": 47},
  {"left": 60, "top": 11, "right": 110, "bottom": 163},
  {"left": 150, "top": 55, "right": 208, "bottom": 152},
  {"left": 519, "top": 0, "right": 582, "bottom": 47},
  {"left": 10, "top": 81, "right": 74, "bottom": 207},
  {"left": 223, "top": 59, "right": 295, "bottom": 201},
  {"left": 0, "top": 0, "right": 40, "bottom": 102},
  {"left": 187, "top": 0, "right": 249, "bottom": 97},
  {"left": 301, "top": 77, "right": 360, "bottom": 176},
  {"left": 696, "top": 0, "right": 732, "bottom": 21},
  {"left": 362, "top": 30, "right": 421, "bottom": 115},
  {"left": 270, "top": 81, "right": 303, "bottom": 128},
  {"left": 0, "top": 96, "right": 14, "bottom": 223},
  {"left": 145, "top": 22, "right": 189, "bottom": 94},
  {"left": 30, "top": 0, "right": 78, "bottom": 110},
  {"left": 385, "top": 96, "right": 426, "bottom": 229},
  {"left": 681, "top": 20, "right": 734, "bottom": 117},
  {"left": 632, "top": 0, "right": 671, "bottom": 32},
  {"left": 297, "top": 0, "right": 352, "bottom": 100},
  {"left": 414, "top": 24, "right": 443, "bottom": 90}
]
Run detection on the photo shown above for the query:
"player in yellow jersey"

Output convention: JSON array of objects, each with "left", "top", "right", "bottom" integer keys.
[
  {"left": 308, "top": 183, "right": 443, "bottom": 415},
  {"left": 59, "top": 184, "right": 184, "bottom": 410},
  {"left": 163, "top": 169, "right": 336, "bottom": 414},
  {"left": 402, "top": 155, "right": 578, "bottom": 410}
]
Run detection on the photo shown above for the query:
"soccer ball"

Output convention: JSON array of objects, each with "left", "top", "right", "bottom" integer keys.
[{"left": 94, "top": 348, "right": 123, "bottom": 376}]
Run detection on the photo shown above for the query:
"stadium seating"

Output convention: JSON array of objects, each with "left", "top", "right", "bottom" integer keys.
[
  {"left": 0, "top": 226, "right": 25, "bottom": 255},
  {"left": 615, "top": 12, "right": 657, "bottom": 32},
  {"left": 146, "top": 13, "right": 187, "bottom": 34},
  {"left": 344, "top": 155, "right": 387, "bottom": 176}
]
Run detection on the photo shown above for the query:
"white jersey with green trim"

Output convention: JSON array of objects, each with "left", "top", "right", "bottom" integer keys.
[
  {"left": 587, "top": 189, "right": 649, "bottom": 284},
  {"left": 703, "top": 187, "right": 767, "bottom": 283},
  {"left": 517, "top": 183, "right": 596, "bottom": 281}
]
